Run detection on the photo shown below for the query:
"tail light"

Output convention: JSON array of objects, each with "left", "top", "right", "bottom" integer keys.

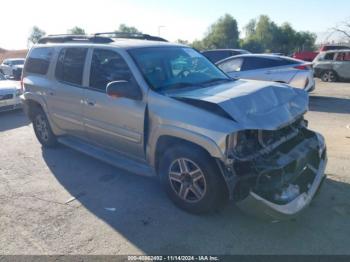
[{"left": 294, "top": 65, "right": 309, "bottom": 70}]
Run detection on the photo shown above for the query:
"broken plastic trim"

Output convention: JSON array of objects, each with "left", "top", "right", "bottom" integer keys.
[{"left": 235, "top": 131, "right": 327, "bottom": 220}]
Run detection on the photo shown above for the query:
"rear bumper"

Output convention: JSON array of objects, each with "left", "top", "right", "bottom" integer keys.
[{"left": 232, "top": 130, "right": 327, "bottom": 220}]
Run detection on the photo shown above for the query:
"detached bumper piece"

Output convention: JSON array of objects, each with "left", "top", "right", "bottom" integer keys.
[{"left": 235, "top": 129, "right": 327, "bottom": 220}]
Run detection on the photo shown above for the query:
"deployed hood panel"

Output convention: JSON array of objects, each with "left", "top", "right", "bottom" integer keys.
[{"left": 168, "top": 80, "right": 308, "bottom": 130}]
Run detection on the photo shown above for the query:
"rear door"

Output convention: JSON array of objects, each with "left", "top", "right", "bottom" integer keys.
[
  {"left": 46, "top": 47, "right": 88, "bottom": 137},
  {"left": 334, "top": 52, "right": 350, "bottom": 79},
  {"left": 83, "top": 48, "right": 146, "bottom": 160}
]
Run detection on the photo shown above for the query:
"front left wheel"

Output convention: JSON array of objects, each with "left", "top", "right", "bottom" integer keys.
[{"left": 159, "top": 145, "right": 228, "bottom": 214}]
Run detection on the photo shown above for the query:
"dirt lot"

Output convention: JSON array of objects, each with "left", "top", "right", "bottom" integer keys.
[{"left": 0, "top": 80, "right": 349, "bottom": 255}]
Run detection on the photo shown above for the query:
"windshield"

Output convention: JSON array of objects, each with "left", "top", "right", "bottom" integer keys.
[
  {"left": 129, "top": 47, "right": 231, "bottom": 91},
  {"left": 11, "top": 60, "right": 25, "bottom": 65}
]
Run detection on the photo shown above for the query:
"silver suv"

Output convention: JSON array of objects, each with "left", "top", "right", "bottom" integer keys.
[
  {"left": 21, "top": 33, "right": 327, "bottom": 219},
  {"left": 313, "top": 50, "right": 350, "bottom": 82}
]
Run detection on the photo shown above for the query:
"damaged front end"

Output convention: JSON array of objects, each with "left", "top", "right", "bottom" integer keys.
[{"left": 221, "top": 118, "right": 327, "bottom": 220}]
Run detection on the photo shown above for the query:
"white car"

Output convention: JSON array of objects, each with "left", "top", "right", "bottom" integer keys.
[
  {"left": 0, "top": 58, "right": 25, "bottom": 80},
  {"left": 217, "top": 54, "right": 315, "bottom": 92},
  {"left": 0, "top": 73, "right": 22, "bottom": 112}
]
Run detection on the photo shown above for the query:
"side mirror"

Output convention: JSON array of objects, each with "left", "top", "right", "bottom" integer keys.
[{"left": 106, "top": 80, "right": 142, "bottom": 100}]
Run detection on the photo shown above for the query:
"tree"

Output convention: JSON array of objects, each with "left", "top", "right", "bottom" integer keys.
[
  {"left": 193, "top": 14, "right": 239, "bottom": 50},
  {"left": 28, "top": 26, "right": 46, "bottom": 44},
  {"left": 117, "top": 24, "right": 142, "bottom": 34},
  {"left": 241, "top": 15, "right": 316, "bottom": 54},
  {"left": 203, "top": 14, "right": 240, "bottom": 49},
  {"left": 176, "top": 39, "right": 190, "bottom": 45},
  {"left": 67, "top": 26, "right": 86, "bottom": 35},
  {"left": 332, "top": 19, "right": 350, "bottom": 40}
]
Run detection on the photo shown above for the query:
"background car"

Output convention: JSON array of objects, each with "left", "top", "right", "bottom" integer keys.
[
  {"left": 0, "top": 72, "right": 22, "bottom": 112},
  {"left": 0, "top": 58, "right": 25, "bottom": 80},
  {"left": 217, "top": 54, "right": 315, "bottom": 92},
  {"left": 292, "top": 44, "right": 350, "bottom": 62},
  {"left": 313, "top": 50, "right": 350, "bottom": 82},
  {"left": 201, "top": 49, "right": 251, "bottom": 63}
]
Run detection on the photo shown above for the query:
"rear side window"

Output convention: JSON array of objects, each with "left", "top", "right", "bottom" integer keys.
[
  {"left": 55, "top": 48, "right": 87, "bottom": 86},
  {"left": 241, "top": 57, "right": 295, "bottom": 71},
  {"left": 336, "top": 52, "right": 350, "bottom": 61},
  {"left": 25, "top": 48, "right": 53, "bottom": 75},
  {"left": 218, "top": 58, "right": 244, "bottom": 72},
  {"left": 324, "top": 53, "right": 335, "bottom": 61}
]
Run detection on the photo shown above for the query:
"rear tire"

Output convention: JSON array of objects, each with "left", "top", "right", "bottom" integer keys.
[
  {"left": 32, "top": 108, "right": 57, "bottom": 147},
  {"left": 159, "top": 145, "right": 228, "bottom": 214},
  {"left": 321, "top": 70, "right": 337, "bottom": 82}
]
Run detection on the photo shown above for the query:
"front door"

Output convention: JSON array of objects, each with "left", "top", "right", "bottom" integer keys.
[{"left": 83, "top": 48, "right": 146, "bottom": 160}]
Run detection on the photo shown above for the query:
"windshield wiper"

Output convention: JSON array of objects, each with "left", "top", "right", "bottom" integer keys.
[
  {"left": 200, "top": 78, "right": 232, "bottom": 86},
  {"left": 158, "top": 82, "right": 202, "bottom": 91}
]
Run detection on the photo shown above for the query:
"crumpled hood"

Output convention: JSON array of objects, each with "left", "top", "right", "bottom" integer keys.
[{"left": 168, "top": 79, "right": 308, "bottom": 130}]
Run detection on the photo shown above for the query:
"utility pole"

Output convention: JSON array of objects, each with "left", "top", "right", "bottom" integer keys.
[{"left": 158, "top": 26, "right": 165, "bottom": 36}]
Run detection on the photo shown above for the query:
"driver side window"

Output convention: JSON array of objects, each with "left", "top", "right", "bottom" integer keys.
[{"left": 89, "top": 49, "right": 134, "bottom": 92}]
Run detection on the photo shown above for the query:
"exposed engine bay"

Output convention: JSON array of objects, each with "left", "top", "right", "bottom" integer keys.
[{"left": 222, "top": 117, "right": 327, "bottom": 220}]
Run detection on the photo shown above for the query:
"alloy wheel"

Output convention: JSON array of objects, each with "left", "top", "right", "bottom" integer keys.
[
  {"left": 35, "top": 114, "right": 49, "bottom": 142},
  {"left": 168, "top": 158, "right": 207, "bottom": 203}
]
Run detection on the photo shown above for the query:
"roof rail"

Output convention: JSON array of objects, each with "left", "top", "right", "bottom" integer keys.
[
  {"left": 94, "top": 31, "right": 168, "bottom": 42},
  {"left": 38, "top": 35, "right": 113, "bottom": 44},
  {"left": 38, "top": 32, "right": 168, "bottom": 44}
]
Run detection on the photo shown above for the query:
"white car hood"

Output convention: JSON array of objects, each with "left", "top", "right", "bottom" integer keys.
[
  {"left": 0, "top": 80, "right": 20, "bottom": 93},
  {"left": 168, "top": 79, "right": 308, "bottom": 130}
]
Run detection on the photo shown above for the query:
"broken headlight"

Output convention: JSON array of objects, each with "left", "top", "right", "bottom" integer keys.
[{"left": 227, "top": 130, "right": 262, "bottom": 159}]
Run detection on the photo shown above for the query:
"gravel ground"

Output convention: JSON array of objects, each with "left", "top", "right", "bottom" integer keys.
[{"left": 0, "top": 79, "right": 349, "bottom": 255}]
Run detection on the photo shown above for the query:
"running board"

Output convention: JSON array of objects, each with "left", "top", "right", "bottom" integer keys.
[{"left": 58, "top": 136, "right": 156, "bottom": 177}]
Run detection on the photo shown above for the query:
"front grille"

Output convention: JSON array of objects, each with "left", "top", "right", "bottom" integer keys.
[{"left": 0, "top": 94, "right": 14, "bottom": 101}]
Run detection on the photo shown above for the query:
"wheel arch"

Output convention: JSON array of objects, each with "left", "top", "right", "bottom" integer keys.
[{"left": 153, "top": 134, "right": 225, "bottom": 174}]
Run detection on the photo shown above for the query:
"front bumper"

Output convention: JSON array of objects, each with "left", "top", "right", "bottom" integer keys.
[
  {"left": 232, "top": 130, "right": 327, "bottom": 220},
  {"left": 0, "top": 95, "right": 22, "bottom": 112}
]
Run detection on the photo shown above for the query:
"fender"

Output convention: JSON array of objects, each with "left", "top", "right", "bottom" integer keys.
[
  {"left": 147, "top": 124, "right": 227, "bottom": 168},
  {"left": 21, "top": 92, "right": 65, "bottom": 136}
]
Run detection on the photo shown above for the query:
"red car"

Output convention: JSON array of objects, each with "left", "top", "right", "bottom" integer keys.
[{"left": 292, "top": 45, "right": 350, "bottom": 62}]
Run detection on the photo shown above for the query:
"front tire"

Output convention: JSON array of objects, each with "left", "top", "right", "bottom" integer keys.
[
  {"left": 321, "top": 70, "right": 337, "bottom": 82},
  {"left": 159, "top": 145, "right": 227, "bottom": 214},
  {"left": 32, "top": 108, "right": 57, "bottom": 147}
]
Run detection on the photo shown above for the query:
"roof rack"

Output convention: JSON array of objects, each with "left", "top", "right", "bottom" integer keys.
[
  {"left": 38, "top": 34, "right": 113, "bottom": 44},
  {"left": 94, "top": 32, "right": 168, "bottom": 42},
  {"left": 38, "top": 32, "right": 168, "bottom": 44}
]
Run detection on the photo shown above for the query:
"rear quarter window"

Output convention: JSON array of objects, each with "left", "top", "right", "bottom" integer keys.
[{"left": 25, "top": 47, "right": 54, "bottom": 75}]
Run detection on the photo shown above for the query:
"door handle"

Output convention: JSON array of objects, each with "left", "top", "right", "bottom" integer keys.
[{"left": 48, "top": 90, "right": 54, "bottom": 96}]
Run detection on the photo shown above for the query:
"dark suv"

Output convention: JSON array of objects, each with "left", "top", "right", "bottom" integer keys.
[{"left": 201, "top": 49, "right": 250, "bottom": 63}]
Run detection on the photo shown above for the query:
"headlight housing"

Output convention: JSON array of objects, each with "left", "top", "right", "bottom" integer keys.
[{"left": 227, "top": 130, "right": 262, "bottom": 159}]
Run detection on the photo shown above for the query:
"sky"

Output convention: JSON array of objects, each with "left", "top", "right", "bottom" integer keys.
[{"left": 1, "top": 0, "right": 349, "bottom": 50}]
